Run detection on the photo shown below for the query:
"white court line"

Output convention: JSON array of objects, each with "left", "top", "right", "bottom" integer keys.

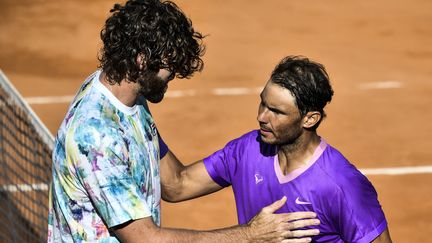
[
  {"left": 24, "top": 87, "right": 263, "bottom": 104},
  {"left": 212, "top": 87, "right": 262, "bottom": 96},
  {"left": 165, "top": 89, "right": 197, "bottom": 98},
  {"left": 1, "top": 166, "right": 431, "bottom": 192},
  {"left": 24, "top": 80, "right": 404, "bottom": 105},
  {"left": 358, "top": 81, "right": 403, "bottom": 90},
  {"left": 359, "top": 165, "right": 432, "bottom": 175},
  {"left": 25, "top": 95, "right": 75, "bottom": 105}
]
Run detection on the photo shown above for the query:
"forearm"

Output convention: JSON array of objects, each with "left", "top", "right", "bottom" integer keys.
[
  {"left": 115, "top": 199, "right": 320, "bottom": 243},
  {"left": 116, "top": 220, "right": 252, "bottom": 243},
  {"left": 160, "top": 151, "right": 186, "bottom": 201},
  {"left": 152, "top": 225, "right": 251, "bottom": 243}
]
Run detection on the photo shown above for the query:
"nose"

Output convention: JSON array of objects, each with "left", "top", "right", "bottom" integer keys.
[{"left": 257, "top": 106, "right": 268, "bottom": 123}]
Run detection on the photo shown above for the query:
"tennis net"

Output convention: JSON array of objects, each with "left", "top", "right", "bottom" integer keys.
[{"left": 0, "top": 70, "right": 54, "bottom": 242}]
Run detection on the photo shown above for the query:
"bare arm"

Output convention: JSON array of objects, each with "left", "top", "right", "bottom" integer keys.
[
  {"left": 158, "top": 150, "right": 321, "bottom": 242},
  {"left": 114, "top": 216, "right": 250, "bottom": 243},
  {"left": 160, "top": 150, "right": 222, "bottom": 202},
  {"left": 113, "top": 196, "right": 320, "bottom": 243},
  {"left": 371, "top": 227, "right": 392, "bottom": 243}
]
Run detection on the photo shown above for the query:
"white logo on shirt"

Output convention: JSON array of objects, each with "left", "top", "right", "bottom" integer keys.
[
  {"left": 255, "top": 173, "right": 264, "bottom": 184},
  {"left": 295, "top": 197, "right": 312, "bottom": 205},
  {"left": 150, "top": 123, "right": 157, "bottom": 136}
]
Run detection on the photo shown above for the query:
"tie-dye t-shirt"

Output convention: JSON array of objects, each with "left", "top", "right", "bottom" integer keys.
[{"left": 48, "top": 70, "right": 168, "bottom": 242}]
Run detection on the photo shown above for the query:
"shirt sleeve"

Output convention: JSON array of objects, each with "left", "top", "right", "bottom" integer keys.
[
  {"left": 327, "top": 171, "right": 388, "bottom": 243},
  {"left": 141, "top": 98, "right": 168, "bottom": 159},
  {"left": 203, "top": 139, "right": 240, "bottom": 187},
  {"left": 158, "top": 132, "right": 169, "bottom": 159},
  {"left": 69, "top": 119, "right": 152, "bottom": 228}
]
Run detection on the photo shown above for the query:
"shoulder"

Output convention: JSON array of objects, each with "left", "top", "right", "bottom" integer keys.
[
  {"left": 204, "top": 130, "right": 261, "bottom": 163},
  {"left": 314, "top": 144, "right": 378, "bottom": 201},
  {"left": 62, "top": 81, "right": 115, "bottom": 132},
  {"left": 222, "top": 130, "right": 278, "bottom": 157},
  {"left": 66, "top": 86, "right": 122, "bottom": 141},
  {"left": 223, "top": 130, "right": 261, "bottom": 150},
  {"left": 236, "top": 130, "right": 260, "bottom": 143},
  {"left": 65, "top": 113, "right": 127, "bottom": 162},
  {"left": 312, "top": 145, "right": 387, "bottom": 242},
  {"left": 320, "top": 145, "right": 369, "bottom": 183}
]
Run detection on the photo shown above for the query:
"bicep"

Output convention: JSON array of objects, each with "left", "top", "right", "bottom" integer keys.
[
  {"left": 371, "top": 228, "right": 392, "bottom": 243},
  {"left": 181, "top": 159, "right": 224, "bottom": 199},
  {"left": 160, "top": 151, "right": 222, "bottom": 202},
  {"left": 113, "top": 216, "right": 159, "bottom": 243}
]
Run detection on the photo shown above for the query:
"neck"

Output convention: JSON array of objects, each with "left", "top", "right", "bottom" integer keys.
[
  {"left": 99, "top": 71, "right": 139, "bottom": 107},
  {"left": 277, "top": 132, "right": 321, "bottom": 175}
]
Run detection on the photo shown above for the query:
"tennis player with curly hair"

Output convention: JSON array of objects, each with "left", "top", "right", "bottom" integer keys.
[{"left": 48, "top": 1, "right": 320, "bottom": 242}]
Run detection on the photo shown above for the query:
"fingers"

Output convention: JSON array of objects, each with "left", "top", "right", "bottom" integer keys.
[
  {"left": 276, "top": 219, "right": 320, "bottom": 242},
  {"left": 281, "top": 228, "right": 320, "bottom": 239},
  {"left": 288, "top": 218, "right": 320, "bottom": 229},
  {"left": 281, "top": 237, "right": 313, "bottom": 243},
  {"left": 262, "top": 196, "right": 287, "bottom": 214},
  {"left": 278, "top": 211, "right": 317, "bottom": 222}
]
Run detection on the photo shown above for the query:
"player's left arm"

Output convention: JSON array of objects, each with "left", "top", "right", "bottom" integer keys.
[
  {"left": 160, "top": 150, "right": 223, "bottom": 202},
  {"left": 145, "top": 101, "right": 222, "bottom": 202},
  {"left": 371, "top": 227, "right": 392, "bottom": 243}
]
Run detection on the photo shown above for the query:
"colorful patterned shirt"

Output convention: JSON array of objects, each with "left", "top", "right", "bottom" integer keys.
[{"left": 48, "top": 70, "right": 168, "bottom": 242}]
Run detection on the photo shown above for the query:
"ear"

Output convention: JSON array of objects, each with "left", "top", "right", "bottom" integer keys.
[
  {"left": 302, "top": 111, "right": 321, "bottom": 129},
  {"left": 136, "top": 53, "right": 146, "bottom": 70}
]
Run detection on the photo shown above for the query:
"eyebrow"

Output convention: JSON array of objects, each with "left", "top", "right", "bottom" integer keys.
[{"left": 260, "top": 95, "right": 287, "bottom": 114}]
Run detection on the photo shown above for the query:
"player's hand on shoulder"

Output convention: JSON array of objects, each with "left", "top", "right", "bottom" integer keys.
[{"left": 246, "top": 196, "right": 320, "bottom": 243}]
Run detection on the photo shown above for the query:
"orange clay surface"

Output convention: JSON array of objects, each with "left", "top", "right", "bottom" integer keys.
[{"left": 1, "top": 0, "right": 432, "bottom": 242}]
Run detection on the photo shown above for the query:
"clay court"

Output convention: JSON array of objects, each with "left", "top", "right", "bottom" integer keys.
[{"left": 1, "top": 0, "right": 431, "bottom": 242}]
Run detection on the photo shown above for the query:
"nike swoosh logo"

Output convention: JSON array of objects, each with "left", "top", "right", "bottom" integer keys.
[{"left": 295, "top": 197, "right": 312, "bottom": 205}]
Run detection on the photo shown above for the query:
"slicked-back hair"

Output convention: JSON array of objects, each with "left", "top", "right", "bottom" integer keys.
[
  {"left": 98, "top": 0, "right": 205, "bottom": 84},
  {"left": 270, "top": 56, "right": 334, "bottom": 129}
]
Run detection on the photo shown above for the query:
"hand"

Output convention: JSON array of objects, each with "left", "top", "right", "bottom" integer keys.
[{"left": 246, "top": 196, "right": 320, "bottom": 243}]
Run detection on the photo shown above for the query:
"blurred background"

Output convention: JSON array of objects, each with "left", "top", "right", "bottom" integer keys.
[{"left": 1, "top": 0, "right": 431, "bottom": 242}]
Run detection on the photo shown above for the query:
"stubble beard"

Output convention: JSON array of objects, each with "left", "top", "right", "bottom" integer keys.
[
  {"left": 137, "top": 71, "right": 168, "bottom": 103},
  {"left": 260, "top": 128, "right": 303, "bottom": 146}
]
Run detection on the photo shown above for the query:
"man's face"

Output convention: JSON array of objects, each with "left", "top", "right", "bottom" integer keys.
[
  {"left": 137, "top": 69, "right": 175, "bottom": 103},
  {"left": 257, "top": 81, "right": 304, "bottom": 145}
]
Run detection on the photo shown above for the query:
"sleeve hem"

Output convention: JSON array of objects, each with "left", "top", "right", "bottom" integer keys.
[
  {"left": 203, "top": 158, "right": 230, "bottom": 187},
  {"left": 159, "top": 139, "right": 169, "bottom": 159},
  {"left": 107, "top": 210, "right": 153, "bottom": 228},
  {"left": 354, "top": 219, "right": 388, "bottom": 243}
]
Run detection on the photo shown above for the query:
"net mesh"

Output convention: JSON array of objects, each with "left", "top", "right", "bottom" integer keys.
[{"left": 0, "top": 70, "right": 53, "bottom": 243}]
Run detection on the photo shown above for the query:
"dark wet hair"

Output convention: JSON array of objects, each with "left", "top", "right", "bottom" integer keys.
[
  {"left": 98, "top": 0, "right": 205, "bottom": 84},
  {"left": 270, "top": 55, "right": 334, "bottom": 129}
]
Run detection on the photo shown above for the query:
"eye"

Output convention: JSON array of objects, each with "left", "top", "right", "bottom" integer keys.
[
  {"left": 269, "top": 108, "right": 280, "bottom": 114},
  {"left": 268, "top": 106, "right": 286, "bottom": 115}
]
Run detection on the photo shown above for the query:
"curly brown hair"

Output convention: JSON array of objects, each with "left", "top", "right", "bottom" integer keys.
[{"left": 98, "top": 0, "right": 205, "bottom": 84}]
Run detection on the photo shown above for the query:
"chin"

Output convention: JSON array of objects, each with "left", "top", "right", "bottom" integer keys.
[
  {"left": 147, "top": 96, "right": 164, "bottom": 104},
  {"left": 143, "top": 91, "right": 165, "bottom": 104},
  {"left": 259, "top": 134, "right": 276, "bottom": 145}
]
